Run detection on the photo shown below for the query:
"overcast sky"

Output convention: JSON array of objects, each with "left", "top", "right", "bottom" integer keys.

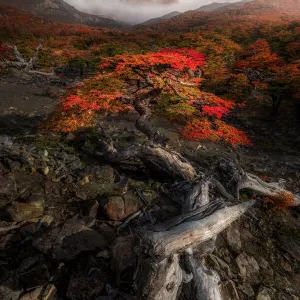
[{"left": 64, "top": 0, "right": 240, "bottom": 23}]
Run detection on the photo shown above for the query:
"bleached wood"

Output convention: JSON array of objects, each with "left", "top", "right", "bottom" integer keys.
[
  {"left": 3, "top": 44, "right": 55, "bottom": 77},
  {"left": 134, "top": 254, "right": 183, "bottom": 300},
  {"left": 239, "top": 172, "right": 300, "bottom": 206},
  {"left": 141, "top": 200, "right": 256, "bottom": 257},
  {"left": 140, "top": 143, "right": 197, "bottom": 181},
  {"left": 181, "top": 255, "right": 222, "bottom": 300}
]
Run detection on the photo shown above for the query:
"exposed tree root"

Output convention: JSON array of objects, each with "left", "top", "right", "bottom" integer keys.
[
  {"left": 239, "top": 172, "right": 300, "bottom": 206},
  {"left": 94, "top": 77, "right": 299, "bottom": 300}
]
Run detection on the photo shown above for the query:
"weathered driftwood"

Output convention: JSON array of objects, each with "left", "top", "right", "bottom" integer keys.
[
  {"left": 140, "top": 200, "right": 256, "bottom": 258},
  {"left": 139, "top": 143, "right": 197, "bottom": 181},
  {"left": 239, "top": 172, "right": 300, "bottom": 206},
  {"left": 212, "top": 159, "right": 300, "bottom": 206},
  {"left": 95, "top": 75, "right": 299, "bottom": 300},
  {"left": 181, "top": 254, "right": 222, "bottom": 300},
  {"left": 134, "top": 254, "right": 183, "bottom": 300},
  {"left": 133, "top": 194, "right": 255, "bottom": 299}
]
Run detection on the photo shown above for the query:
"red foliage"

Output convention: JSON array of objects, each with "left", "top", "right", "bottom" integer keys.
[
  {"left": 180, "top": 119, "right": 252, "bottom": 146},
  {"left": 264, "top": 192, "right": 295, "bottom": 212},
  {"left": 101, "top": 48, "right": 205, "bottom": 73},
  {"left": 202, "top": 105, "right": 230, "bottom": 118}
]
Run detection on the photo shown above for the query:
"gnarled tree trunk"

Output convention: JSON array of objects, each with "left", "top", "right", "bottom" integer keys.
[{"left": 96, "top": 80, "right": 299, "bottom": 300}]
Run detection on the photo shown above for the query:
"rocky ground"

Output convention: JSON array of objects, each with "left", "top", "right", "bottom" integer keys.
[{"left": 0, "top": 74, "right": 299, "bottom": 300}]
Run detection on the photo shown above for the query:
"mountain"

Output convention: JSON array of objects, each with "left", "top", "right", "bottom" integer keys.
[
  {"left": 196, "top": 2, "right": 232, "bottom": 12},
  {"left": 0, "top": 0, "right": 127, "bottom": 28},
  {"left": 137, "top": 0, "right": 300, "bottom": 32},
  {"left": 197, "top": 0, "right": 252, "bottom": 12},
  {"left": 121, "top": 0, "right": 178, "bottom": 3},
  {"left": 139, "top": 0, "right": 252, "bottom": 27},
  {"left": 141, "top": 11, "right": 181, "bottom": 25}
]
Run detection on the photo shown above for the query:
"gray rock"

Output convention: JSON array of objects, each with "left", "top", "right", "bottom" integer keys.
[
  {"left": 20, "top": 287, "right": 44, "bottom": 300},
  {"left": 20, "top": 264, "right": 50, "bottom": 290},
  {"left": 84, "top": 200, "right": 99, "bottom": 217},
  {"left": 236, "top": 253, "right": 260, "bottom": 279},
  {"left": 0, "top": 164, "right": 17, "bottom": 207},
  {"left": 92, "top": 165, "right": 115, "bottom": 183},
  {"left": 226, "top": 225, "right": 242, "bottom": 253},
  {"left": 256, "top": 287, "right": 272, "bottom": 300},
  {"left": 20, "top": 284, "right": 57, "bottom": 300},
  {"left": 33, "top": 219, "right": 108, "bottom": 260},
  {"left": 7, "top": 202, "right": 44, "bottom": 222},
  {"left": 238, "top": 283, "right": 255, "bottom": 297},
  {"left": 278, "top": 235, "right": 300, "bottom": 261},
  {"left": 0, "top": 269, "right": 23, "bottom": 300},
  {"left": 0, "top": 285, "right": 23, "bottom": 300},
  {"left": 0, "top": 135, "right": 13, "bottom": 147},
  {"left": 76, "top": 191, "right": 87, "bottom": 201},
  {"left": 111, "top": 235, "right": 136, "bottom": 275},
  {"left": 19, "top": 256, "right": 41, "bottom": 273},
  {"left": 64, "top": 175, "right": 73, "bottom": 184},
  {"left": 220, "top": 280, "right": 240, "bottom": 300}
]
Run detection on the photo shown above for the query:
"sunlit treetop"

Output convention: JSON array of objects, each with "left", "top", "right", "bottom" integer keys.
[{"left": 43, "top": 48, "right": 251, "bottom": 147}]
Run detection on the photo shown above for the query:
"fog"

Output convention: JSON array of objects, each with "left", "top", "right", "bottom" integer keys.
[{"left": 65, "top": 0, "right": 240, "bottom": 24}]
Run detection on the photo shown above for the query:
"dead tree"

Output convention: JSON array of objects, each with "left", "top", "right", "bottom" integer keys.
[
  {"left": 95, "top": 84, "right": 299, "bottom": 300},
  {"left": 0, "top": 44, "right": 55, "bottom": 77}
]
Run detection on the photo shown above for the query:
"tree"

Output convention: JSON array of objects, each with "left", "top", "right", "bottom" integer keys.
[
  {"left": 236, "top": 39, "right": 300, "bottom": 117},
  {"left": 44, "top": 48, "right": 251, "bottom": 146}
]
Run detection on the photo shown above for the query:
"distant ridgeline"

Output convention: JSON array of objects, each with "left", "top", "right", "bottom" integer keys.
[
  {"left": 0, "top": 0, "right": 128, "bottom": 28},
  {"left": 121, "top": 0, "right": 178, "bottom": 4}
]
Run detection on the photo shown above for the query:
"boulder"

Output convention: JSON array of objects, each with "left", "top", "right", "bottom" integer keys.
[
  {"left": 220, "top": 280, "right": 240, "bottom": 300},
  {"left": 7, "top": 202, "right": 44, "bottom": 222},
  {"left": 226, "top": 225, "right": 242, "bottom": 253},
  {"left": 0, "top": 269, "right": 23, "bottom": 300},
  {"left": 111, "top": 235, "right": 136, "bottom": 276},
  {"left": 20, "top": 264, "right": 50, "bottom": 290},
  {"left": 256, "top": 287, "right": 272, "bottom": 300},
  {"left": 236, "top": 253, "right": 260, "bottom": 279},
  {"left": 101, "top": 192, "right": 141, "bottom": 221},
  {"left": 20, "top": 284, "right": 56, "bottom": 300},
  {"left": 0, "top": 163, "right": 17, "bottom": 207},
  {"left": 33, "top": 219, "right": 108, "bottom": 260}
]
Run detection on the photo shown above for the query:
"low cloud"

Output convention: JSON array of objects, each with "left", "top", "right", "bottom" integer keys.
[{"left": 65, "top": 0, "right": 240, "bottom": 24}]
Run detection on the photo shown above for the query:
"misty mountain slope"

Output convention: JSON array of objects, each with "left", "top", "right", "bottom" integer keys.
[
  {"left": 197, "top": 2, "right": 232, "bottom": 12},
  {"left": 137, "top": 0, "right": 300, "bottom": 33},
  {"left": 0, "top": 0, "right": 128, "bottom": 28},
  {"left": 197, "top": 0, "right": 253, "bottom": 12},
  {"left": 140, "top": 11, "right": 181, "bottom": 25},
  {"left": 121, "top": 0, "right": 178, "bottom": 3}
]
